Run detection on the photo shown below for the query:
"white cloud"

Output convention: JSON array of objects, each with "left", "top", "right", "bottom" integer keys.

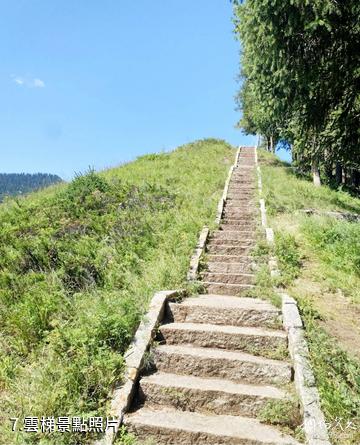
[
  {"left": 14, "top": 77, "right": 25, "bottom": 85},
  {"left": 12, "top": 76, "right": 45, "bottom": 88},
  {"left": 33, "top": 78, "right": 45, "bottom": 88}
]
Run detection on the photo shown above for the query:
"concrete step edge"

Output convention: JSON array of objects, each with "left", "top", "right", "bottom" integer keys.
[
  {"left": 140, "top": 372, "right": 286, "bottom": 399},
  {"left": 201, "top": 271, "right": 255, "bottom": 278},
  {"left": 125, "top": 408, "right": 300, "bottom": 444},
  {"left": 160, "top": 322, "right": 286, "bottom": 338},
  {"left": 203, "top": 281, "right": 254, "bottom": 288}
]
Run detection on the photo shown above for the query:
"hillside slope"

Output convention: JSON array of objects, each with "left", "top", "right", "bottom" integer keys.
[
  {"left": 0, "top": 139, "right": 235, "bottom": 445},
  {"left": 259, "top": 150, "right": 360, "bottom": 445},
  {"left": 0, "top": 173, "right": 62, "bottom": 201}
]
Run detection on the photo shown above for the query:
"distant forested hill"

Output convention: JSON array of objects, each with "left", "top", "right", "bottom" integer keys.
[{"left": 0, "top": 173, "right": 63, "bottom": 201}]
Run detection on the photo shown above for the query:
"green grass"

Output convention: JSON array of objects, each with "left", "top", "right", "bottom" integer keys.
[
  {"left": 298, "top": 301, "right": 360, "bottom": 444},
  {"left": 258, "top": 395, "right": 304, "bottom": 442},
  {"left": 259, "top": 149, "right": 360, "bottom": 445},
  {"left": 260, "top": 152, "right": 360, "bottom": 216},
  {"left": 300, "top": 217, "right": 360, "bottom": 303},
  {"left": 0, "top": 138, "right": 234, "bottom": 445}
]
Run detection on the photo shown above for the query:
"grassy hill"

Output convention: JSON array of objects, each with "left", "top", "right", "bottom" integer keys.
[
  {"left": 0, "top": 139, "right": 235, "bottom": 445},
  {"left": 259, "top": 150, "right": 360, "bottom": 445}
]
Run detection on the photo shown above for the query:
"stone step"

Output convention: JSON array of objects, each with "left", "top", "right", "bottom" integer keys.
[
  {"left": 225, "top": 202, "right": 256, "bottom": 208},
  {"left": 231, "top": 176, "right": 254, "bottom": 180},
  {"left": 227, "top": 194, "right": 255, "bottom": 198},
  {"left": 139, "top": 372, "right": 285, "bottom": 417},
  {"left": 231, "top": 182, "right": 255, "bottom": 187},
  {"left": 227, "top": 193, "right": 255, "bottom": 200},
  {"left": 227, "top": 186, "right": 254, "bottom": 191},
  {"left": 125, "top": 408, "right": 300, "bottom": 444},
  {"left": 203, "top": 281, "right": 254, "bottom": 296},
  {"left": 225, "top": 200, "right": 254, "bottom": 207},
  {"left": 201, "top": 271, "right": 254, "bottom": 284},
  {"left": 227, "top": 192, "right": 256, "bottom": 199},
  {"left": 228, "top": 181, "right": 255, "bottom": 186},
  {"left": 224, "top": 204, "right": 256, "bottom": 211},
  {"left": 167, "top": 295, "right": 281, "bottom": 328},
  {"left": 211, "top": 230, "right": 254, "bottom": 240},
  {"left": 206, "top": 254, "right": 253, "bottom": 264},
  {"left": 220, "top": 220, "right": 255, "bottom": 227},
  {"left": 154, "top": 344, "right": 292, "bottom": 385},
  {"left": 221, "top": 217, "right": 256, "bottom": 225},
  {"left": 229, "top": 178, "right": 255, "bottom": 182},
  {"left": 159, "top": 322, "right": 287, "bottom": 354},
  {"left": 226, "top": 191, "right": 256, "bottom": 197},
  {"left": 220, "top": 219, "right": 259, "bottom": 225},
  {"left": 232, "top": 175, "right": 254, "bottom": 178},
  {"left": 221, "top": 218, "right": 257, "bottom": 225},
  {"left": 224, "top": 209, "right": 257, "bottom": 218},
  {"left": 227, "top": 188, "right": 255, "bottom": 194},
  {"left": 224, "top": 205, "right": 257, "bottom": 212},
  {"left": 234, "top": 167, "right": 254, "bottom": 171},
  {"left": 221, "top": 216, "right": 257, "bottom": 223},
  {"left": 225, "top": 205, "right": 254, "bottom": 211},
  {"left": 206, "top": 244, "right": 252, "bottom": 255},
  {"left": 228, "top": 185, "right": 256, "bottom": 191},
  {"left": 220, "top": 225, "right": 256, "bottom": 232},
  {"left": 207, "top": 238, "right": 254, "bottom": 247},
  {"left": 206, "top": 261, "right": 254, "bottom": 274},
  {"left": 233, "top": 166, "right": 253, "bottom": 173}
]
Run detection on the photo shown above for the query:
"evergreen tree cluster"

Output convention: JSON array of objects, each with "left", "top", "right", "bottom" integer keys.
[
  {"left": 233, "top": 0, "right": 360, "bottom": 187},
  {"left": 0, "top": 173, "right": 63, "bottom": 201}
]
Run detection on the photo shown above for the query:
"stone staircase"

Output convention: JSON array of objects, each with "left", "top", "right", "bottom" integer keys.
[{"left": 124, "top": 147, "right": 301, "bottom": 444}]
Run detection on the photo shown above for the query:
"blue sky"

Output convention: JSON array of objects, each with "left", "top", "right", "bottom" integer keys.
[{"left": 1, "top": 1, "right": 289, "bottom": 180}]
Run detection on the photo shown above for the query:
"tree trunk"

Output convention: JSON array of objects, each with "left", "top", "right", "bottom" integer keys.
[
  {"left": 311, "top": 159, "right": 321, "bottom": 187},
  {"left": 266, "top": 136, "right": 271, "bottom": 152},
  {"left": 335, "top": 162, "right": 342, "bottom": 185},
  {"left": 342, "top": 167, "right": 347, "bottom": 185},
  {"left": 270, "top": 135, "right": 274, "bottom": 153},
  {"left": 311, "top": 135, "right": 321, "bottom": 186},
  {"left": 353, "top": 170, "right": 360, "bottom": 188},
  {"left": 323, "top": 149, "right": 332, "bottom": 182}
]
